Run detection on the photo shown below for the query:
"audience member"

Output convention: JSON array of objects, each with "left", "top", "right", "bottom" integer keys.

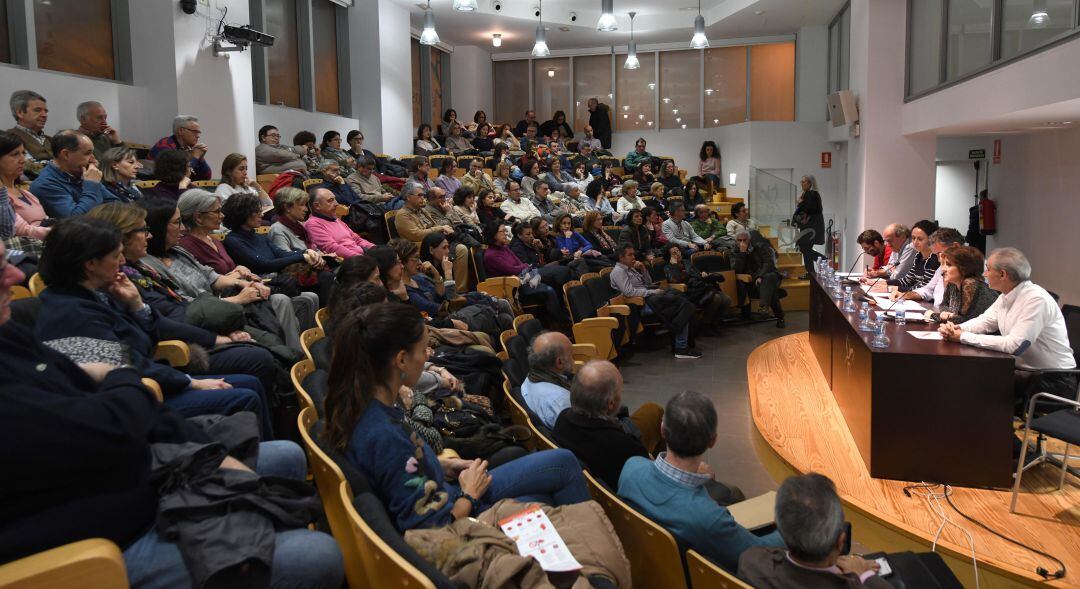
[
  {"left": 623, "top": 138, "right": 653, "bottom": 171},
  {"left": 616, "top": 180, "right": 646, "bottom": 217},
  {"left": 149, "top": 115, "right": 211, "bottom": 180},
  {"left": 663, "top": 244, "right": 731, "bottom": 334},
  {"left": 394, "top": 183, "right": 469, "bottom": 288},
  {"left": 99, "top": 147, "right": 144, "bottom": 203},
  {"left": 482, "top": 222, "right": 566, "bottom": 323},
  {"left": 75, "top": 101, "right": 125, "bottom": 161},
  {"left": 530, "top": 180, "right": 561, "bottom": 221},
  {"left": 322, "top": 302, "right": 590, "bottom": 532},
  {"left": 619, "top": 209, "right": 654, "bottom": 262},
  {"left": 888, "top": 219, "right": 939, "bottom": 291},
  {"left": 863, "top": 223, "right": 914, "bottom": 282},
  {"left": 553, "top": 213, "right": 608, "bottom": 269},
  {"left": 519, "top": 332, "right": 575, "bottom": 428},
  {"left": 543, "top": 158, "right": 575, "bottom": 194},
  {"left": 312, "top": 159, "right": 362, "bottom": 207},
  {"left": 579, "top": 211, "right": 618, "bottom": 260},
  {"left": 662, "top": 202, "right": 711, "bottom": 255},
  {"left": 690, "top": 204, "right": 725, "bottom": 245},
  {"left": 141, "top": 149, "right": 192, "bottom": 201},
  {"left": 216, "top": 153, "right": 273, "bottom": 209},
  {"left": 499, "top": 180, "right": 542, "bottom": 222},
  {"left": 346, "top": 130, "right": 407, "bottom": 182},
  {"left": 939, "top": 247, "right": 1077, "bottom": 406},
  {"left": 509, "top": 221, "right": 573, "bottom": 289},
  {"left": 345, "top": 155, "right": 395, "bottom": 206},
  {"left": 520, "top": 159, "right": 542, "bottom": 199},
  {"left": 268, "top": 187, "right": 312, "bottom": 252},
  {"left": 434, "top": 158, "right": 461, "bottom": 194},
  {"left": 896, "top": 227, "right": 963, "bottom": 306},
  {"left": 7, "top": 90, "right": 51, "bottom": 174},
  {"left": 539, "top": 111, "right": 573, "bottom": 141},
  {"left": 794, "top": 174, "right": 826, "bottom": 278},
  {"left": 452, "top": 187, "right": 481, "bottom": 228},
  {"left": 514, "top": 110, "right": 538, "bottom": 137},
  {"left": 320, "top": 130, "right": 355, "bottom": 172},
  {"left": 521, "top": 122, "right": 542, "bottom": 153},
  {"left": 414, "top": 123, "right": 445, "bottom": 156},
  {"left": 659, "top": 161, "right": 683, "bottom": 194},
  {"left": 683, "top": 181, "right": 705, "bottom": 208},
  {"left": 494, "top": 124, "right": 522, "bottom": 152},
  {"left": 644, "top": 207, "right": 668, "bottom": 249},
  {"left": 305, "top": 187, "right": 374, "bottom": 258},
  {"left": 0, "top": 132, "right": 49, "bottom": 240},
  {"left": 255, "top": 125, "right": 306, "bottom": 174},
  {"left": 931, "top": 245, "right": 998, "bottom": 325},
  {"left": 293, "top": 131, "right": 322, "bottom": 173},
  {"left": 582, "top": 179, "right": 617, "bottom": 223},
  {"left": 406, "top": 156, "right": 434, "bottom": 192},
  {"left": 222, "top": 192, "right": 327, "bottom": 279},
  {"left": 698, "top": 141, "right": 722, "bottom": 187},
  {"left": 579, "top": 124, "right": 603, "bottom": 152},
  {"left": 444, "top": 123, "right": 474, "bottom": 156},
  {"left": 472, "top": 123, "right": 495, "bottom": 152},
  {"left": 610, "top": 243, "right": 700, "bottom": 358},
  {"left": 739, "top": 473, "right": 886, "bottom": 588},
  {"left": 176, "top": 190, "right": 237, "bottom": 273},
  {"left": 476, "top": 188, "right": 506, "bottom": 225},
  {"left": 619, "top": 390, "right": 784, "bottom": 571},
  {"left": 732, "top": 230, "right": 786, "bottom": 327},
  {"left": 633, "top": 161, "right": 656, "bottom": 187},
  {"left": 30, "top": 130, "right": 111, "bottom": 218},
  {"left": 587, "top": 98, "right": 613, "bottom": 149},
  {"left": 726, "top": 202, "right": 759, "bottom": 236}
]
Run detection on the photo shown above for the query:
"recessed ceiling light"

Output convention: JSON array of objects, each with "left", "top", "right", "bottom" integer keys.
[
  {"left": 755, "top": 10, "right": 766, "bottom": 15},
  {"left": 559, "top": 26, "right": 570, "bottom": 32}
]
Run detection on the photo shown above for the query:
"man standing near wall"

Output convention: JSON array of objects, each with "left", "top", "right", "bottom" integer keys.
[{"left": 587, "top": 98, "right": 612, "bottom": 150}]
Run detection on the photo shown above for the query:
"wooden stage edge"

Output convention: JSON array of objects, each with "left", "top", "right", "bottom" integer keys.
[{"left": 747, "top": 332, "right": 1080, "bottom": 589}]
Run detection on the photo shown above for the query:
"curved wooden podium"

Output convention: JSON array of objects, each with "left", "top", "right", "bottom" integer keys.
[{"left": 748, "top": 333, "right": 1080, "bottom": 588}]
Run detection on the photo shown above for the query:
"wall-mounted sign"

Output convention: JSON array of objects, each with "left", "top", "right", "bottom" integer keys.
[
  {"left": 821, "top": 152, "right": 832, "bottom": 168},
  {"left": 968, "top": 149, "right": 986, "bottom": 159},
  {"left": 993, "top": 139, "right": 1002, "bottom": 164}
]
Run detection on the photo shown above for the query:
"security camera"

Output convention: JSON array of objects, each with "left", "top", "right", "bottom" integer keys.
[
  {"left": 569, "top": 11, "right": 578, "bottom": 22},
  {"left": 491, "top": 0, "right": 502, "bottom": 10},
  {"left": 533, "top": 5, "right": 541, "bottom": 17}
]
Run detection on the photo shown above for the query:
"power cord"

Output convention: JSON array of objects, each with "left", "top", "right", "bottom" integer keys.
[{"left": 903, "top": 483, "right": 979, "bottom": 589}]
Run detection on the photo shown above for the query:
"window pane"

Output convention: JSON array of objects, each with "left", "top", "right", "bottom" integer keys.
[
  {"left": 615, "top": 51, "right": 655, "bottom": 132},
  {"left": 947, "top": 0, "right": 992, "bottom": 80},
  {"left": 659, "top": 50, "right": 701, "bottom": 130},
  {"left": 533, "top": 58, "right": 570, "bottom": 128},
  {"left": 266, "top": 0, "right": 301, "bottom": 108},
  {"left": 574, "top": 54, "right": 612, "bottom": 130},
  {"left": 908, "top": 0, "right": 944, "bottom": 95},
  {"left": 1002, "top": 0, "right": 1077, "bottom": 60},
  {"left": 0, "top": 0, "right": 10, "bottom": 65},
  {"left": 493, "top": 60, "right": 530, "bottom": 126},
  {"left": 704, "top": 46, "right": 746, "bottom": 127},
  {"left": 412, "top": 40, "right": 422, "bottom": 129},
  {"left": 312, "top": 0, "right": 340, "bottom": 115},
  {"left": 35, "top": 0, "right": 114, "bottom": 79},
  {"left": 749, "top": 43, "right": 795, "bottom": 121},
  {"left": 828, "top": 22, "right": 839, "bottom": 94},
  {"left": 839, "top": 8, "right": 850, "bottom": 90},
  {"left": 431, "top": 48, "right": 444, "bottom": 126}
]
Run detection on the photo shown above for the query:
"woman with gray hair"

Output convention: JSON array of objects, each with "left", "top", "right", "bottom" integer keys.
[
  {"left": 794, "top": 173, "right": 825, "bottom": 279},
  {"left": 267, "top": 187, "right": 311, "bottom": 252},
  {"left": 99, "top": 146, "right": 144, "bottom": 203}
]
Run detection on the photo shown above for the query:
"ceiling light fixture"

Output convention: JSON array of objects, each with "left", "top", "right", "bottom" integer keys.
[
  {"left": 532, "top": 0, "right": 550, "bottom": 57},
  {"left": 623, "top": 105, "right": 630, "bottom": 111},
  {"left": 647, "top": 82, "right": 656, "bottom": 90},
  {"left": 623, "top": 113, "right": 629, "bottom": 119},
  {"left": 675, "top": 117, "right": 682, "bottom": 123},
  {"left": 713, "top": 118, "right": 720, "bottom": 125},
  {"left": 492, "top": 33, "right": 502, "bottom": 47},
  {"left": 672, "top": 108, "right": 679, "bottom": 114},
  {"left": 638, "top": 114, "right": 644, "bottom": 120},
  {"left": 705, "top": 88, "right": 713, "bottom": 96},
  {"left": 548, "top": 69, "right": 555, "bottom": 78},
  {"left": 452, "top": 0, "right": 478, "bottom": 11},
  {"left": 690, "top": 0, "right": 708, "bottom": 49},
  {"left": 663, "top": 97, "right": 671, "bottom": 104},
  {"left": 1029, "top": 0, "right": 1050, "bottom": 28},
  {"left": 597, "top": 0, "right": 618, "bottom": 31},
  {"left": 681, "top": 123, "right": 687, "bottom": 128},
  {"left": 647, "top": 121, "right": 653, "bottom": 126},
  {"left": 419, "top": 0, "right": 440, "bottom": 45},
  {"left": 624, "top": 12, "right": 640, "bottom": 69}
]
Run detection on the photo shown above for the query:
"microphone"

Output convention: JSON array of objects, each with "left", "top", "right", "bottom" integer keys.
[{"left": 842, "top": 251, "right": 867, "bottom": 283}]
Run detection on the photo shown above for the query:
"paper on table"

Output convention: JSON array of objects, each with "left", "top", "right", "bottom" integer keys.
[
  {"left": 908, "top": 331, "right": 943, "bottom": 340},
  {"left": 499, "top": 505, "right": 582, "bottom": 572}
]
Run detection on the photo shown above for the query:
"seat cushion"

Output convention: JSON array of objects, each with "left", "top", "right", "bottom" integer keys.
[{"left": 1030, "top": 409, "right": 1080, "bottom": 446}]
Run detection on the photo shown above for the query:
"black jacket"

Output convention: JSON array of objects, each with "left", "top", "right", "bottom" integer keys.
[
  {"left": 588, "top": 104, "right": 613, "bottom": 149},
  {"left": 794, "top": 189, "right": 825, "bottom": 246},
  {"left": 731, "top": 242, "right": 780, "bottom": 282},
  {"left": 0, "top": 321, "right": 205, "bottom": 563},
  {"left": 539, "top": 120, "right": 574, "bottom": 140},
  {"left": 552, "top": 409, "right": 648, "bottom": 490}
]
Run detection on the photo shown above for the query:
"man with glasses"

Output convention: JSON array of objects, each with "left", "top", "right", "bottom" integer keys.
[
  {"left": 499, "top": 181, "right": 542, "bottom": 223},
  {"left": 254, "top": 124, "right": 306, "bottom": 174},
  {"left": 149, "top": 115, "right": 211, "bottom": 180}
]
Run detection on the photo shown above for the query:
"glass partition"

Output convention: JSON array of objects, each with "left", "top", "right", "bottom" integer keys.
[
  {"left": 574, "top": 54, "right": 613, "bottom": 130},
  {"left": 615, "top": 52, "right": 656, "bottom": 131},
  {"left": 533, "top": 58, "right": 571, "bottom": 125},
  {"left": 659, "top": 50, "right": 701, "bottom": 130},
  {"left": 749, "top": 166, "right": 798, "bottom": 252}
]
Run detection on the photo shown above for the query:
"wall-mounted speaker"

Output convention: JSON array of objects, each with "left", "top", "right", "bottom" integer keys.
[{"left": 827, "top": 90, "right": 859, "bottom": 128}]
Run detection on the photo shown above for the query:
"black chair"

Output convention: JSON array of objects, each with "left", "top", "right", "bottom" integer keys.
[
  {"left": 301, "top": 369, "right": 329, "bottom": 418},
  {"left": 691, "top": 250, "right": 731, "bottom": 274},
  {"left": 564, "top": 280, "right": 621, "bottom": 360},
  {"left": 516, "top": 316, "right": 544, "bottom": 343},
  {"left": 1010, "top": 392, "right": 1080, "bottom": 513}
]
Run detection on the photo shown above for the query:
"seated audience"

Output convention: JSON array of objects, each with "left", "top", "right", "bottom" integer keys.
[
  {"left": 30, "top": 130, "right": 111, "bottom": 218},
  {"left": 888, "top": 219, "right": 939, "bottom": 291},
  {"left": 662, "top": 202, "right": 711, "bottom": 255},
  {"left": 633, "top": 162, "right": 656, "bottom": 188},
  {"left": 896, "top": 227, "right": 963, "bottom": 306},
  {"left": 141, "top": 149, "right": 192, "bottom": 201},
  {"left": 856, "top": 229, "right": 892, "bottom": 273},
  {"left": 320, "top": 130, "right": 355, "bottom": 172},
  {"left": 520, "top": 159, "right": 542, "bottom": 199},
  {"left": 476, "top": 188, "right": 506, "bottom": 225},
  {"left": 346, "top": 130, "right": 407, "bottom": 182},
  {"left": 582, "top": 210, "right": 619, "bottom": 260},
  {"left": 530, "top": 180, "right": 561, "bottom": 221},
  {"left": 514, "top": 110, "right": 538, "bottom": 137},
  {"left": 582, "top": 179, "right": 617, "bottom": 223},
  {"left": 451, "top": 186, "right": 481, "bottom": 229},
  {"left": 579, "top": 125, "right": 602, "bottom": 152},
  {"left": 570, "top": 161, "right": 595, "bottom": 193},
  {"left": 519, "top": 332, "right": 578, "bottom": 429},
  {"left": 647, "top": 182, "right": 668, "bottom": 209},
  {"left": 268, "top": 186, "right": 313, "bottom": 252},
  {"left": 863, "top": 223, "right": 914, "bottom": 282},
  {"left": 149, "top": 115, "right": 211, "bottom": 180},
  {"left": 414, "top": 123, "right": 445, "bottom": 156},
  {"left": 0, "top": 132, "right": 49, "bottom": 240},
  {"left": 468, "top": 110, "right": 488, "bottom": 135},
  {"left": 434, "top": 158, "right": 461, "bottom": 194},
  {"left": 472, "top": 122, "right": 494, "bottom": 152},
  {"left": 76, "top": 101, "right": 125, "bottom": 161},
  {"left": 312, "top": 159, "right": 362, "bottom": 207},
  {"left": 663, "top": 244, "right": 731, "bottom": 335},
  {"left": 616, "top": 180, "right": 646, "bottom": 217},
  {"left": 500, "top": 180, "right": 543, "bottom": 222},
  {"left": 726, "top": 202, "right": 759, "bottom": 236},
  {"left": 36, "top": 216, "right": 270, "bottom": 424},
  {"left": 619, "top": 209, "right": 655, "bottom": 262},
  {"left": 345, "top": 155, "right": 395, "bottom": 206},
  {"left": 940, "top": 247, "right": 1076, "bottom": 404},
  {"left": 293, "top": 131, "right": 322, "bottom": 173},
  {"left": 460, "top": 158, "right": 496, "bottom": 195},
  {"left": 99, "top": 147, "right": 143, "bottom": 203},
  {"left": 732, "top": 230, "right": 786, "bottom": 328},
  {"left": 739, "top": 473, "right": 886, "bottom": 588},
  {"left": 394, "top": 183, "right": 469, "bottom": 288},
  {"left": 495, "top": 124, "right": 522, "bottom": 152},
  {"left": 659, "top": 161, "right": 683, "bottom": 194},
  {"left": 323, "top": 302, "right": 590, "bottom": 532},
  {"left": 510, "top": 221, "right": 573, "bottom": 289},
  {"left": 619, "top": 390, "right": 784, "bottom": 571},
  {"left": 554, "top": 212, "right": 609, "bottom": 269},
  {"left": 931, "top": 245, "right": 998, "bottom": 324},
  {"left": 698, "top": 141, "right": 722, "bottom": 187},
  {"left": 623, "top": 137, "right": 653, "bottom": 171},
  {"left": 539, "top": 110, "right": 573, "bottom": 141},
  {"left": 610, "top": 243, "right": 700, "bottom": 358},
  {"left": 682, "top": 181, "right": 705, "bottom": 208},
  {"left": 542, "top": 158, "right": 575, "bottom": 194},
  {"left": 305, "top": 187, "right": 375, "bottom": 258},
  {"left": 215, "top": 153, "right": 273, "bottom": 209},
  {"left": 521, "top": 122, "right": 542, "bottom": 153},
  {"left": 406, "top": 156, "right": 434, "bottom": 192},
  {"left": 690, "top": 204, "right": 725, "bottom": 245},
  {"left": 444, "top": 122, "right": 474, "bottom": 156},
  {"left": 7, "top": 90, "right": 51, "bottom": 175},
  {"left": 254, "top": 125, "right": 306, "bottom": 174},
  {"left": 0, "top": 239, "right": 344, "bottom": 588},
  {"left": 644, "top": 207, "right": 669, "bottom": 249},
  {"left": 482, "top": 222, "right": 566, "bottom": 323}
]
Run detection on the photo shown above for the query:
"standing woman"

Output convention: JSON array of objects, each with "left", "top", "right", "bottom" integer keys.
[
  {"left": 99, "top": 147, "right": 144, "bottom": 203},
  {"left": 794, "top": 174, "right": 825, "bottom": 278}
]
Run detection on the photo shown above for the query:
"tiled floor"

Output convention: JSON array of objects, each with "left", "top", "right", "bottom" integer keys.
[{"left": 617, "top": 311, "right": 810, "bottom": 499}]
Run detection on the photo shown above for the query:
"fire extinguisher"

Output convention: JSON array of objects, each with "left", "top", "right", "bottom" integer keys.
[
  {"left": 980, "top": 194, "right": 997, "bottom": 235},
  {"left": 826, "top": 219, "right": 841, "bottom": 270}
]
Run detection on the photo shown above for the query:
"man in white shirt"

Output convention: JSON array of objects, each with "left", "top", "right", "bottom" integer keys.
[
  {"left": 864, "top": 223, "right": 915, "bottom": 282},
  {"left": 940, "top": 247, "right": 1077, "bottom": 404},
  {"left": 499, "top": 180, "right": 542, "bottom": 222}
]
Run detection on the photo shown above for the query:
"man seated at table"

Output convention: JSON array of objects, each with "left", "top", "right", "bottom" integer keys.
[
  {"left": 739, "top": 473, "right": 887, "bottom": 588},
  {"left": 304, "top": 187, "right": 375, "bottom": 258},
  {"left": 862, "top": 224, "right": 914, "bottom": 282},
  {"left": 619, "top": 390, "right": 784, "bottom": 572},
  {"left": 856, "top": 229, "right": 892, "bottom": 273},
  {"left": 940, "top": 247, "right": 1077, "bottom": 408}
]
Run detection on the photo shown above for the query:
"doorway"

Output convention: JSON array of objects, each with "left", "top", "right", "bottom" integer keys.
[{"left": 935, "top": 159, "right": 984, "bottom": 232}]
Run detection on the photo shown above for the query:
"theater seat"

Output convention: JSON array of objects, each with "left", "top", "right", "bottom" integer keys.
[
  {"left": 686, "top": 549, "right": 754, "bottom": 589},
  {"left": 0, "top": 538, "right": 128, "bottom": 589}
]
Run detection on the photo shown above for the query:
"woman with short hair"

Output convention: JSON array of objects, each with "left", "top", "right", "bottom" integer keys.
[
  {"left": 99, "top": 146, "right": 144, "bottom": 203},
  {"left": 444, "top": 122, "right": 474, "bottom": 156},
  {"left": 268, "top": 187, "right": 312, "bottom": 252},
  {"left": 434, "top": 158, "right": 462, "bottom": 194},
  {"left": 0, "top": 131, "right": 50, "bottom": 242}
]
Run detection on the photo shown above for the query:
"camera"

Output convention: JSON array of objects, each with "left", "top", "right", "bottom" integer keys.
[
  {"left": 491, "top": 0, "right": 502, "bottom": 10},
  {"left": 569, "top": 11, "right": 577, "bottom": 22},
  {"left": 222, "top": 25, "right": 275, "bottom": 48},
  {"left": 533, "top": 5, "right": 540, "bottom": 17}
]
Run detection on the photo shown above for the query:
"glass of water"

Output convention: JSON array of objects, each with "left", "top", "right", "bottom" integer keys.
[{"left": 895, "top": 307, "right": 906, "bottom": 326}]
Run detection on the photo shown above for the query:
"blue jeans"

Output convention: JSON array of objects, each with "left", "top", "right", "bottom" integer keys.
[
  {"left": 455, "top": 448, "right": 590, "bottom": 510},
  {"left": 123, "top": 441, "right": 343, "bottom": 589},
  {"left": 163, "top": 374, "right": 274, "bottom": 439}
]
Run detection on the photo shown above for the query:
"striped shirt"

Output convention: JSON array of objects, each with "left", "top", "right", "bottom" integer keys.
[{"left": 889, "top": 251, "right": 938, "bottom": 292}]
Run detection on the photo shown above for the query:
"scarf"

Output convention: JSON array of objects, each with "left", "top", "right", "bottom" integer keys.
[
  {"left": 277, "top": 215, "right": 309, "bottom": 245},
  {"left": 0, "top": 187, "right": 15, "bottom": 239},
  {"left": 125, "top": 261, "right": 185, "bottom": 302},
  {"left": 592, "top": 229, "right": 616, "bottom": 251},
  {"left": 527, "top": 365, "right": 572, "bottom": 390}
]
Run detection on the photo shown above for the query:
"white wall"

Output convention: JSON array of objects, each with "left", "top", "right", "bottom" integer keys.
[
  {"left": 796, "top": 26, "right": 828, "bottom": 124},
  {"left": 451, "top": 45, "right": 493, "bottom": 121},
  {"left": 934, "top": 162, "right": 977, "bottom": 232},
  {"left": 377, "top": 0, "right": 414, "bottom": 157}
]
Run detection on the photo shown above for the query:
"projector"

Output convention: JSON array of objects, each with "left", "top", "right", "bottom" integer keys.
[{"left": 222, "top": 25, "right": 275, "bottom": 48}]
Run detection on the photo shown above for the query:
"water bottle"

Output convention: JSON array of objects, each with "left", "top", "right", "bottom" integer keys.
[
  {"left": 871, "top": 315, "right": 890, "bottom": 348},
  {"left": 842, "top": 285, "right": 856, "bottom": 311},
  {"left": 858, "top": 302, "right": 873, "bottom": 331},
  {"left": 895, "top": 307, "right": 906, "bottom": 326}
]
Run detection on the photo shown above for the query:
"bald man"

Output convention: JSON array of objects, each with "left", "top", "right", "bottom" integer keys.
[
  {"left": 520, "top": 332, "right": 576, "bottom": 429},
  {"left": 552, "top": 360, "right": 665, "bottom": 488}
]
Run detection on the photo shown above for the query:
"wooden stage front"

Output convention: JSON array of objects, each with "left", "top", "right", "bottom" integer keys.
[{"left": 748, "top": 333, "right": 1080, "bottom": 588}]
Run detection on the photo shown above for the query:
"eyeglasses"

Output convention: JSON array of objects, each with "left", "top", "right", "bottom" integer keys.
[
  {"left": 202, "top": 208, "right": 223, "bottom": 215},
  {"left": 265, "top": 133, "right": 281, "bottom": 139},
  {"left": 129, "top": 226, "right": 150, "bottom": 234},
  {"left": 180, "top": 127, "right": 202, "bottom": 135}
]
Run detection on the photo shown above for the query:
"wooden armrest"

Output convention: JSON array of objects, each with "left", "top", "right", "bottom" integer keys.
[
  {"left": 669, "top": 283, "right": 687, "bottom": 292},
  {"left": 476, "top": 278, "right": 511, "bottom": 299},
  {"left": 624, "top": 296, "right": 645, "bottom": 306},
  {"left": 153, "top": 340, "right": 190, "bottom": 367},
  {"left": 598, "top": 304, "right": 630, "bottom": 317},
  {"left": 736, "top": 274, "right": 753, "bottom": 283},
  {"left": 437, "top": 448, "right": 460, "bottom": 460},
  {"left": 140, "top": 378, "right": 164, "bottom": 403},
  {"left": 573, "top": 360, "right": 586, "bottom": 373},
  {"left": 571, "top": 343, "right": 599, "bottom": 360},
  {"left": 0, "top": 538, "right": 128, "bottom": 589},
  {"left": 572, "top": 318, "right": 619, "bottom": 361},
  {"left": 578, "top": 317, "right": 619, "bottom": 329}
]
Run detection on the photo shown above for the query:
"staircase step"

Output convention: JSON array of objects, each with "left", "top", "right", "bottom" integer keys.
[{"left": 781, "top": 280, "right": 809, "bottom": 311}]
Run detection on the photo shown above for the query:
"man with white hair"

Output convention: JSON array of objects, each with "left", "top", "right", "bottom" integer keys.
[
  {"left": 940, "top": 247, "right": 1077, "bottom": 405},
  {"left": 862, "top": 223, "right": 914, "bottom": 281},
  {"left": 76, "top": 101, "right": 124, "bottom": 161},
  {"left": 149, "top": 115, "right": 211, "bottom": 180}
]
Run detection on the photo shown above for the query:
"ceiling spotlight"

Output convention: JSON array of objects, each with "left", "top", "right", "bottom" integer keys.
[
  {"left": 622, "top": 113, "right": 629, "bottom": 119},
  {"left": 662, "top": 97, "right": 671, "bottom": 104},
  {"left": 597, "top": 0, "right": 618, "bottom": 31},
  {"left": 638, "top": 114, "right": 644, "bottom": 120},
  {"left": 647, "top": 82, "right": 656, "bottom": 90},
  {"left": 453, "top": 0, "right": 478, "bottom": 10},
  {"left": 492, "top": 33, "right": 502, "bottom": 47},
  {"left": 681, "top": 123, "right": 687, "bottom": 128},
  {"left": 690, "top": 0, "right": 708, "bottom": 48},
  {"left": 713, "top": 118, "right": 720, "bottom": 125},
  {"left": 675, "top": 117, "right": 682, "bottom": 123},
  {"left": 647, "top": 121, "right": 653, "bottom": 126},
  {"left": 623, "top": 105, "right": 630, "bottom": 111},
  {"left": 624, "top": 12, "right": 640, "bottom": 69},
  {"left": 575, "top": 101, "right": 581, "bottom": 107},
  {"left": 532, "top": 0, "right": 549, "bottom": 57},
  {"left": 705, "top": 88, "right": 713, "bottom": 96},
  {"left": 672, "top": 108, "right": 679, "bottom": 115},
  {"left": 419, "top": 1, "right": 440, "bottom": 45},
  {"left": 1029, "top": 0, "right": 1050, "bottom": 28},
  {"left": 547, "top": 69, "right": 555, "bottom": 78}
]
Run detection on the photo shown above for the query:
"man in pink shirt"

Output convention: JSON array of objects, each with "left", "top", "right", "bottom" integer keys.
[{"left": 304, "top": 188, "right": 374, "bottom": 258}]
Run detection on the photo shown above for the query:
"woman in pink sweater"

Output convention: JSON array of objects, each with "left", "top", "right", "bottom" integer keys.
[
  {"left": 698, "top": 140, "right": 722, "bottom": 188},
  {"left": 304, "top": 187, "right": 374, "bottom": 258},
  {"left": 1, "top": 133, "right": 50, "bottom": 241}
]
